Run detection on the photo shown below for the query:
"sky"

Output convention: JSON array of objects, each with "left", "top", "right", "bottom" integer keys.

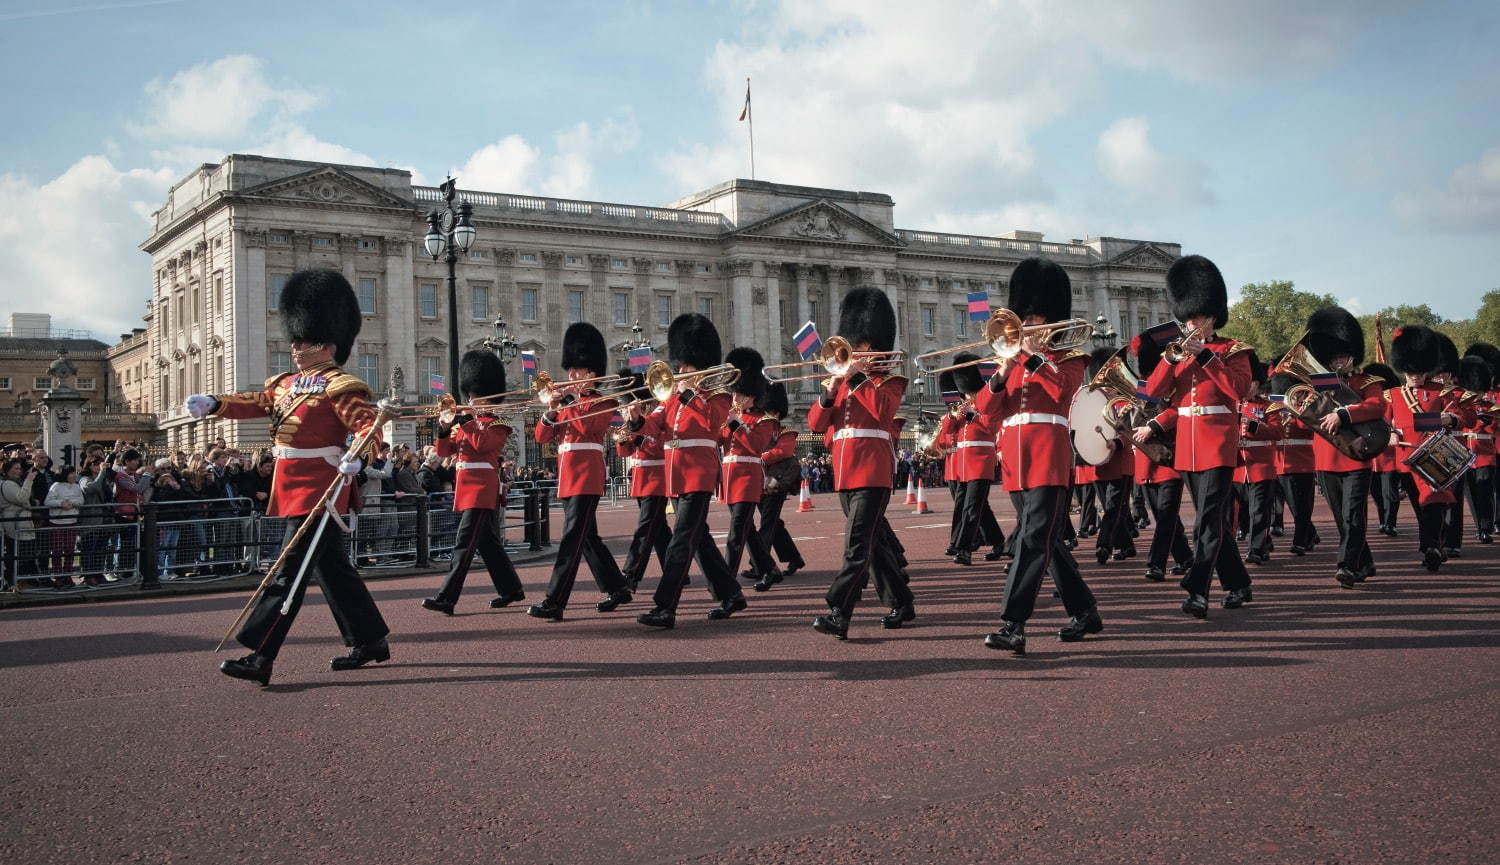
[{"left": 1, "top": 0, "right": 1497, "bottom": 339}]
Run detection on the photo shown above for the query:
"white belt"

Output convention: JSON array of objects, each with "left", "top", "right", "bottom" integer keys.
[
  {"left": 628, "top": 458, "right": 664, "bottom": 468},
  {"left": 272, "top": 445, "right": 342, "bottom": 466},
  {"left": 1282, "top": 438, "right": 1314, "bottom": 445},
  {"left": 1465, "top": 433, "right": 1493, "bottom": 441},
  {"left": 557, "top": 442, "right": 605, "bottom": 453},
  {"left": 956, "top": 440, "right": 996, "bottom": 449},
  {"left": 1003, "top": 412, "right": 1067, "bottom": 428},
  {"left": 664, "top": 438, "right": 717, "bottom": 450},
  {"left": 833, "top": 428, "right": 891, "bottom": 441},
  {"left": 1181, "top": 405, "right": 1232, "bottom": 417},
  {"left": 456, "top": 461, "right": 494, "bottom": 470},
  {"left": 723, "top": 455, "right": 763, "bottom": 464},
  {"left": 1239, "top": 441, "right": 1272, "bottom": 448}
]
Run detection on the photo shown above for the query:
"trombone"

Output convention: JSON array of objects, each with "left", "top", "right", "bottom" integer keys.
[
  {"left": 566, "top": 360, "right": 742, "bottom": 422},
  {"left": 762, "top": 336, "right": 906, "bottom": 383},
  {"left": 918, "top": 308, "right": 1094, "bottom": 373}
]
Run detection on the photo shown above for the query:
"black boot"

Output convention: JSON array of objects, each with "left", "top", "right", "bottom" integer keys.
[
  {"left": 219, "top": 653, "right": 273, "bottom": 686},
  {"left": 812, "top": 610, "right": 849, "bottom": 640},
  {"left": 707, "top": 593, "right": 747, "bottom": 620},
  {"left": 490, "top": 589, "right": 525, "bottom": 608},
  {"left": 1222, "top": 588, "right": 1253, "bottom": 608},
  {"left": 1057, "top": 607, "right": 1103, "bottom": 642},
  {"left": 983, "top": 621, "right": 1026, "bottom": 655},
  {"left": 953, "top": 550, "right": 972, "bottom": 566},
  {"left": 527, "top": 599, "right": 565, "bottom": 620},
  {"left": 881, "top": 604, "right": 916, "bottom": 629},
  {"left": 1181, "top": 594, "right": 1208, "bottom": 619},
  {"left": 331, "top": 639, "right": 389, "bottom": 671},
  {"left": 595, "top": 588, "right": 633, "bottom": 613},
  {"left": 753, "top": 570, "right": 784, "bottom": 592},
  {"left": 421, "top": 597, "right": 455, "bottom": 616},
  {"left": 1144, "top": 566, "right": 1166, "bottom": 582},
  {"left": 637, "top": 607, "right": 676, "bottom": 629}
]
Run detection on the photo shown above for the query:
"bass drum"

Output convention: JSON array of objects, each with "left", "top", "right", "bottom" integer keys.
[{"left": 1069, "top": 387, "right": 1118, "bottom": 466}]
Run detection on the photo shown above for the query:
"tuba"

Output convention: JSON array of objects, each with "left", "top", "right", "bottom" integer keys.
[
  {"left": 1277, "top": 340, "right": 1392, "bottom": 461},
  {"left": 1068, "top": 351, "right": 1173, "bottom": 466}
]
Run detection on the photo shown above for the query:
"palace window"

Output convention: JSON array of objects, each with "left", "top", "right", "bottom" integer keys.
[
  {"left": 921, "top": 305, "right": 936, "bottom": 337},
  {"left": 520, "top": 286, "right": 539, "bottom": 322},
  {"left": 471, "top": 284, "right": 490, "bottom": 320},
  {"left": 656, "top": 294, "right": 672, "bottom": 328},
  {"left": 697, "top": 296, "right": 713, "bottom": 319},
  {"left": 613, "top": 291, "right": 630, "bottom": 326},
  {"left": 358, "top": 278, "right": 377, "bottom": 315},
  {"left": 954, "top": 307, "right": 969, "bottom": 338},
  {"left": 76, "top": 377, "right": 95, "bottom": 391},
  {"left": 0, "top": 377, "right": 10, "bottom": 390},
  {"left": 214, "top": 273, "right": 225, "bottom": 314},
  {"left": 519, "top": 252, "right": 537, "bottom": 264},
  {"left": 268, "top": 233, "right": 289, "bottom": 245},
  {"left": 268, "top": 273, "right": 289, "bottom": 311},
  {"left": 565, "top": 255, "right": 582, "bottom": 266},
  {"left": 655, "top": 262, "right": 671, "bottom": 272},
  {"left": 358, "top": 353, "right": 380, "bottom": 387},
  {"left": 611, "top": 258, "right": 628, "bottom": 269},
  {"left": 419, "top": 283, "right": 438, "bottom": 318},
  {"left": 920, "top": 278, "right": 933, "bottom": 289},
  {"left": 311, "top": 236, "right": 333, "bottom": 247},
  {"left": 422, "top": 356, "right": 443, "bottom": 394},
  {"left": 270, "top": 352, "right": 293, "bottom": 376},
  {"left": 33, "top": 376, "right": 51, "bottom": 390},
  {"left": 358, "top": 238, "right": 377, "bottom": 250},
  {"left": 566, "top": 290, "right": 585, "bottom": 324}
]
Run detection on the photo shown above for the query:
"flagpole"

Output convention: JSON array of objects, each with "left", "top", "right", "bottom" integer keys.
[{"left": 746, "top": 77, "right": 755, "bottom": 180}]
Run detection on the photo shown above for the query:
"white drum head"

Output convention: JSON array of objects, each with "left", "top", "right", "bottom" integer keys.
[{"left": 1069, "top": 387, "right": 1118, "bottom": 466}]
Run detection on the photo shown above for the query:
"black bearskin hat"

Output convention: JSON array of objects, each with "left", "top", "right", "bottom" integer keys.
[
  {"left": 1390, "top": 325, "right": 1442, "bottom": 375},
  {"left": 1436, "top": 332, "right": 1460, "bottom": 379},
  {"left": 1166, "top": 254, "right": 1228, "bottom": 329},
  {"left": 952, "top": 353, "right": 984, "bottom": 395},
  {"left": 561, "top": 322, "right": 608, "bottom": 378},
  {"left": 1459, "top": 356, "right": 1493, "bottom": 393},
  {"left": 1465, "top": 342, "right": 1500, "bottom": 377},
  {"left": 1007, "top": 257, "right": 1071, "bottom": 324},
  {"left": 938, "top": 368, "right": 958, "bottom": 399},
  {"left": 837, "top": 286, "right": 897, "bottom": 352},
  {"left": 1305, "top": 306, "right": 1364, "bottom": 367},
  {"left": 667, "top": 313, "right": 721, "bottom": 370},
  {"left": 1362, "top": 362, "right": 1399, "bottom": 390},
  {"left": 459, "top": 350, "right": 506, "bottom": 402},
  {"left": 756, "top": 381, "right": 789, "bottom": 418},
  {"left": 1086, "top": 347, "right": 1117, "bottom": 380},
  {"left": 615, "top": 367, "right": 646, "bottom": 403},
  {"left": 280, "top": 268, "right": 361, "bottom": 365},
  {"left": 1131, "top": 334, "right": 1165, "bottom": 379},
  {"left": 725, "top": 347, "right": 767, "bottom": 399}
]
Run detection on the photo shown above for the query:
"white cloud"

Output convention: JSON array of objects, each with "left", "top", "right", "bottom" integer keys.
[
  {"left": 1096, "top": 116, "right": 1214, "bottom": 209},
  {"left": 0, "top": 156, "right": 176, "bottom": 337},
  {"left": 453, "top": 111, "right": 641, "bottom": 198},
  {"left": 1392, "top": 145, "right": 1500, "bottom": 233},
  {"left": 132, "top": 55, "right": 318, "bottom": 141}
]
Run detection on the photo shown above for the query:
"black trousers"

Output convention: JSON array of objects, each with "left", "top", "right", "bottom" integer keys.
[
  {"left": 756, "top": 492, "right": 804, "bottom": 568},
  {"left": 956, "top": 479, "right": 1003, "bottom": 553},
  {"left": 826, "top": 487, "right": 913, "bottom": 617},
  {"left": 1400, "top": 473, "right": 1445, "bottom": 551},
  {"left": 622, "top": 495, "right": 670, "bottom": 581},
  {"left": 1132, "top": 484, "right": 1150, "bottom": 527},
  {"left": 1464, "top": 465, "right": 1495, "bottom": 535},
  {"left": 435, "top": 508, "right": 522, "bottom": 603},
  {"left": 1280, "top": 473, "right": 1317, "bottom": 549},
  {"left": 1269, "top": 481, "right": 1285, "bottom": 531},
  {"left": 725, "top": 500, "right": 778, "bottom": 577},
  {"left": 238, "top": 514, "right": 389, "bottom": 660},
  {"left": 1443, "top": 495, "right": 1465, "bottom": 550},
  {"left": 652, "top": 491, "right": 740, "bottom": 611},
  {"left": 947, "top": 480, "right": 962, "bottom": 551},
  {"left": 545, "top": 495, "right": 626, "bottom": 607},
  {"left": 1076, "top": 483, "right": 1098, "bottom": 535},
  {"left": 1242, "top": 479, "right": 1277, "bottom": 558},
  {"left": 1000, "top": 486, "right": 1096, "bottom": 624},
  {"left": 978, "top": 494, "right": 1004, "bottom": 550},
  {"left": 1319, "top": 469, "right": 1373, "bottom": 577},
  {"left": 1372, "top": 470, "right": 1403, "bottom": 529},
  {"left": 1143, "top": 480, "right": 1192, "bottom": 571},
  {"left": 1182, "top": 467, "right": 1251, "bottom": 595},
  {"left": 1095, "top": 478, "right": 1135, "bottom": 555}
]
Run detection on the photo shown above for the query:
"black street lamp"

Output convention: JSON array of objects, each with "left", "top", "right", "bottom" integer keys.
[
  {"left": 485, "top": 315, "right": 520, "bottom": 363},
  {"left": 1092, "top": 312, "right": 1118, "bottom": 348},
  {"left": 422, "top": 176, "right": 476, "bottom": 392}
]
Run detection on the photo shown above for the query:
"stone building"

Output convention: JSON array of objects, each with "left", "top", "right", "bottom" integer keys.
[
  {"left": 139, "top": 154, "right": 1181, "bottom": 449},
  {"left": 106, "top": 327, "right": 152, "bottom": 414}
]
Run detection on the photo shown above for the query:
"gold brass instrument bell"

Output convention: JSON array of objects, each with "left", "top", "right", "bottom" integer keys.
[
  {"left": 918, "top": 308, "right": 1094, "bottom": 374},
  {"left": 761, "top": 336, "right": 906, "bottom": 384},
  {"left": 564, "top": 359, "right": 743, "bottom": 422}
]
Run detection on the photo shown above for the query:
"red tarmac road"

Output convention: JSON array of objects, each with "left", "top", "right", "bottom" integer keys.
[{"left": 2, "top": 491, "right": 1498, "bottom": 864}]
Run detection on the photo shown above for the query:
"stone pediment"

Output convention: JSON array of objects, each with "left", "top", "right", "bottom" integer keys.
[
  {"left": 1109, "top": 243, "right": 1176, "bottom": 269},
  {"left": 732, "top": 199, "right": 902, "bottom": 247},
  {"left": 238, "top": 166, "right": 412, "bottom": 210}
]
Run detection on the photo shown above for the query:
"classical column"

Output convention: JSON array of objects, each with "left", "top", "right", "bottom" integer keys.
[
  {"left": 543, "top": 250, "right": 565, "bottom": 372},
  {"left": 726, "top": 258, "right": 755, "bottom": 347},
  {"left": 291, "top": 231, "right": 310, "bottom": 271},
  {"left": 795, "top": 264, "right": 813, "bottom": 337},
  {"left": 763, "top": 260, "right": 784, "bottom": 362},
  {"left": 338, "top": 233, "right": 359, "bottom": 283},
  {"left": 236, "top": 227, "right": 268, "bottom": 392},
  {"left": 632, "top": 257, "right": 653, "bottom": 339},
  {"left": 383, "top": 235, "right": 417, "bottom": 403},
  {"left": 884, "top": 268, "right": 907, "bottom": 354}
]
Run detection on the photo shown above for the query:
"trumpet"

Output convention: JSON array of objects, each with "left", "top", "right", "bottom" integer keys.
[
  {"left": 1161, "top": 320, "right": 1206, "bottom": 365},
  {"left": 531, "top": 370, "right": 638, "bottom": 405},
  {"left": 919, "top": 309, "right": 1094, "bottom": 373},
  {"left": 762, "top": 336, "right": 906, "bottom": 383}
]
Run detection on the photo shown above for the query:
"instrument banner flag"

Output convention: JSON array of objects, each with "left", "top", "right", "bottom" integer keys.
[
  {"left": 1414, "top": 411, "right": 1442, "bottom": 433},
  {"left": 521, "top": 351, "right": 538, "bottom": 379},
  {"left": 967, "top": 290, "right": 990, "bottom": 321},
  {"left": 1145, "top": 320, "right": 1184, "bottom": 347},
  {"left": 941, "top": 389, "right": 963, "bottom": 405},
  {"left": 1309, "top": 372, "right": 1343, "bottom": 392},
  {"left": 977, "top": 360, "right": 999, "bottom": 380},
  {"left": 1136, "top": 378, "right": 1150, "bottom": 399},
  {"left": 428, "top": 372, "right": 445, "bottom": 394},
  {"left": 793, "top": 321, "right": 822, "bottom": 360},
  {"left": 628, "top": 346, "right": 653, "bottom": 372}
]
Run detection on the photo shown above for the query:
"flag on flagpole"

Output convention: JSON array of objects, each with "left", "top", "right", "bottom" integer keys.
[
  {"left": 738, "top": 79, "right": 751, "bottom": 121},
  {"left": 628, "top": 346, "right": 653, "bottom": 373},
  {"left": 1135, "top": 379, "right": 1150, "bottom": 399},
  {"left": 428, "top": 372, "right": 445, "bottom": 394},
  {"left": 793, "top": 320, "right": 822, "bottom": 360},
  {"left": 520, "top": 351, "right": 538, "bottom": 379},
  {"left": 967, "top": 290, "right": 990, "bottom": 321}
]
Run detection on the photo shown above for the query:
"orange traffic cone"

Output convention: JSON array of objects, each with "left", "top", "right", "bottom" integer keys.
[
  {"left": 797, "top": 479, "right": 815, "bottom": 512},
  {"left": 913, "top": 479, "right": 932, "bottom": 514},
  {"left": 903, "top": 475, "right": 917, "bottom": 505}
]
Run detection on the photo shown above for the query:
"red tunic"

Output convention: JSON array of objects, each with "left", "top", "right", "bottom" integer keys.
[
  {"left": 1095, "top": 436, "right": 1134, "bottom": 482},
  {"left": 762, "top": 426, "right": 798, "bottom": 467},
  {"left": 807, "top": 373, "right": 906, "bottom": 491},
  {"left": 1461, "top": 390, "right": 1497, "bottom": 469},
  {"left": 936, "top": 412, "right": 960, "bottom": 481},
  {"left": 974, "top": 349, "right": 1088, "bottom": 491},
  {"left": 720, "top": 413, "right": 777, "bottom": 504},
  {"left": 1273, "top": 405, "right": 1318, "bottom": 474},
  {"left": 1389, "top": 384, "right": 1466, "bottom": 506},
  {"left": 616, "top": 425, "right": 667, "bottom": 498},
  {"left": 1312, "top": 374, "right": 1385, "bottom": 473},
  {"left": 635, "top": 390, "right": 733, "bottom": 496},
  {"left": 534, "top": 391, "right": 613, "bottom": 498},
  {"left": 434, "top": 417, "right": 509, "bottom": 510},
  {"left": 1236, "top": 396, "right": 1280, "bottom": 484},
  {"left": 1136, "top": 407, "right": 1180, "bottom": 484},
  {"left": 1143, "top": 337, "right": 1253, "bottom": 472},
  {"left": 949, "top": 408, "right": 998, "bottom": 483},
  {"left": 213, "top": 363, "right": 378, "bottom": 517}
]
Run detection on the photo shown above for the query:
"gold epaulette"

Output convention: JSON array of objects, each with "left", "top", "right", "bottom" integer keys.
[
  {"left": 1265, "top": 402, "right": 1288, "bottom": 414},
  {"left": 324, "top": 369, "right": 373, "bottom": 399},
  {"left": 1057, "top": 350, "right": 1090, "bottom": 364},
  {"left": 264, "top": 372, "right": 291, "bottom": 391},
  {"left": 1221, "top": 341, "right": 1255, "bottom": 360}
]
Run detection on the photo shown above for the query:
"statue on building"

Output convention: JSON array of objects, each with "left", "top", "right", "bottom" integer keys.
[{"left": 47, "top": 348, "right": 78, "bottom": 392}]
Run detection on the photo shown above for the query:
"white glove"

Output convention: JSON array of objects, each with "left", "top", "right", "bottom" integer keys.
[
  {"left": 338, "top": 455, "right": 363, "bottom": 476},
  {"left": 185, "top": 394, "right": 218, "bottom": 419}
]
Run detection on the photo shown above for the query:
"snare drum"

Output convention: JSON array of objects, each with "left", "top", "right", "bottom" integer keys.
[{"left": 1403, "top": 430, "right": 1476, "bottom": 491}]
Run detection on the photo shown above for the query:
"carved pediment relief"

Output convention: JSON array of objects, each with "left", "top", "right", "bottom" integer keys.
[
  {"left": 415, "top": 336, "right": 447, "bottom": 350},
  {"left": 1109, "top": 243, "right": 1176, "bottom": 269},
  {"left": 239, "top": 166, "right": 411, "bottom": 210},
  {"left": 733, "top": 199, "right": 902, "bottom": 248}
]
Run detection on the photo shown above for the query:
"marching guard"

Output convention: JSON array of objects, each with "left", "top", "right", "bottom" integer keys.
[
  {"left": 719, "top": 348, "right": 781, "bottom": 583},
  {"left": 189, "top": 269, "right": 390, "bottom": 685},
  {"left": 1388, "top": 325, "right": 1471, "bottom": 571},
  {"left": 1363, "top": 363, "right": 1403, "bottom": 537},
  {"left": 1130, "top": 336, "right": 1192, "bottom": 582},
  {"left": 746, "top": 382, "right": 806, "bottom": 590},
  {"left": 1459, "top": 343, "right": 1500, "bottom": 543},
  {"left": 421, "top": 351, "right": 526, "bottom": 615},
  {"left": 615, "top": 369, "right": 670, "bottom": 591},
  {"left": 1236, "top": 352, "right": 1279, "bottom": 566},
  {"left": 947, "top": 354, "right": 1002, "bottom": 567}
]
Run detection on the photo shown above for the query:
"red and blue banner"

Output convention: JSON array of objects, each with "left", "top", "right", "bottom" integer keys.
[
  {"left": 793, "top": 321, "right": 822, "bottom": 360},
  {"left": 1413, "top": 412, "right": 1442, "bottom": 433},
  {"left": 941, "top": 389, "right": 962, "bottom": 405},
  {"left": 628, "top": 346, "right": 653, "bottom": 373},
  {"left": 1144, "top": 320, "right": 1184, "bottom": 347},
  {"left": 428, "top": 373, "right": 445, "bottom": 394},
  {"left": 521, "top": 351, "right": 538, "bottom": 378},
  {"left": 1308, "top": 372, "right": 1342, "bottom": 392},
  {"left": 977, "top": 360, "right": 999, "bottom": 381},
  {"left": 967, "top": 291, "right": 990, "bottom": 321}
]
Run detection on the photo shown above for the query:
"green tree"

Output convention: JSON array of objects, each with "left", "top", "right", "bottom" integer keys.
[
  {"left": 1470, "top": 289, "right": 1500, "bottom": 347},
  {"left": 1220, "top": 281, "right": 1337, "bottom": 359},
  {"left": 1362, "top": 304, "right": 1446, "bottom": 364}
]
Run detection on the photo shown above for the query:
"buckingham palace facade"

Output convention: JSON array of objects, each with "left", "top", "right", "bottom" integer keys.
[{"left": 139, "top": 154, "right": 1182, "bottom": 449}]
